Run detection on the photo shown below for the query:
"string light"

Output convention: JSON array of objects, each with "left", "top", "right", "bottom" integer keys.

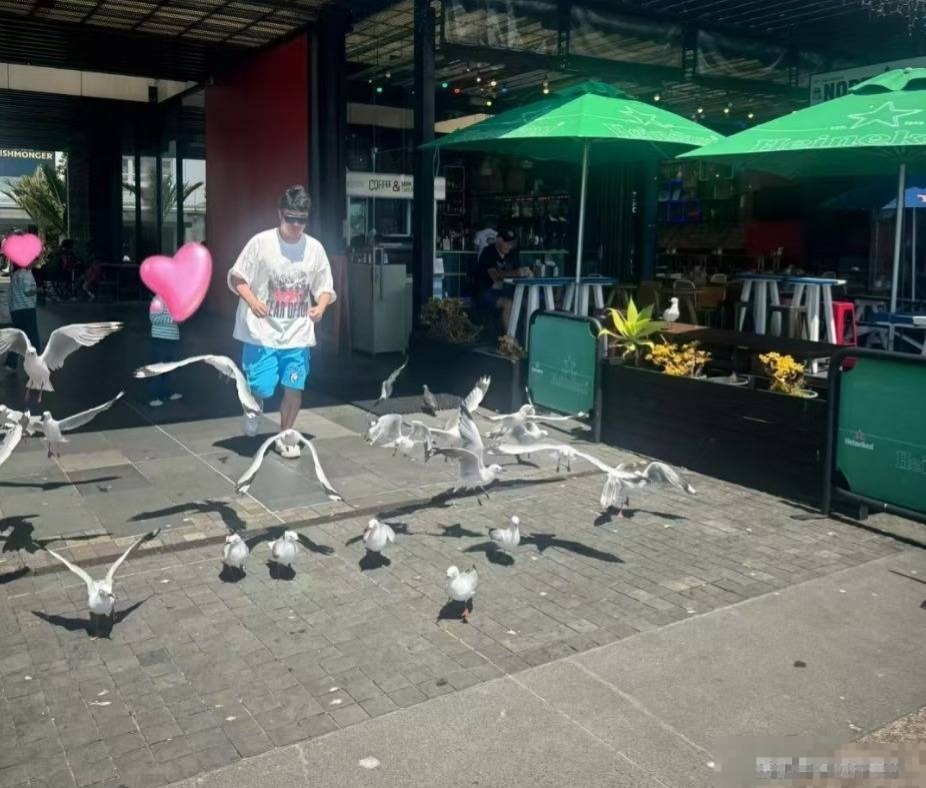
[
  {"left": 486, "top": 99, "right": 493, "bottom": 107},
  {"left": 697, "top": 106, "right": 704, "bottom": 115},
  {"left": 385, "top": 71, "right": 391, "bottom": 79},
  {"left": 747, "top": 112, "right": 755, "bottom": 120},
  {"left": 375, "top": 86, "right": 383, "bottom": 94},
  {"left": 653, "top": 93, "right": 661, "bottom": 102},
  {"left": 476, "top": 75, "right": 482, "bottom": 84},
  {"left": 490, "top": 79, "right": 497, "bottom": 87},
  {"left": 723, "top": 107, "right": 730, "bottom": 115},
  {"left": 441, "top": 81, "right": 449, "bottom": 89},
  {"left": 542, "top": 79, "right": 550, "bottom": 95},
  {"left": 453, "top": 87, "right": 462, "bottom": 95}
]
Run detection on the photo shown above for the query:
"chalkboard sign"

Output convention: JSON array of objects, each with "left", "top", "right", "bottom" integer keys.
[
  {"left": 824, "top": 348, "right": 926, "bottom": 522},
  {"left": 527, "top": 312, "right": 601, "bottom": 419}
]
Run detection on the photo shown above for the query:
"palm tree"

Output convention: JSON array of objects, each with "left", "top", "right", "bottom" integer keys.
[
  {"left": 2, "top": 162, "right": 68, "bottom": 243},
  {"left": 123, "top": 169, "right": 204, "bottom": 219}
]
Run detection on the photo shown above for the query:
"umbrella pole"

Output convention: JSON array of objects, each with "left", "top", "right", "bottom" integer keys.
[
  {"left": 913, "top": 207, "right": 917, "bottom": 303},
  {"left": 574, "top": 141, "right": 590, "bottom": 315},
  {"left": 889, "top": 163, "right": 907, "bottom": 346}
]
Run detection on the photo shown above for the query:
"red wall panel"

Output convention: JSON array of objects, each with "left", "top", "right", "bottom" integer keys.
[{"left": 205, "top": 34, "right": 310, "bottom": 313}]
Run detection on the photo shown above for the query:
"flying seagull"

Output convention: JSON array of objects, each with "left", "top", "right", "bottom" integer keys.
[
  {"left": 427, "top": 405, "right": 504, "bottom": 501},
  {"left": 662, "top": 297, "right": 680, "bottom": 323},
  {"left": 489, "top": 515, "right": 521, "bottom": 557},
  {"left": 0, "top": 410, "right": 35, "bottom": 469},
  {"left": 422, "top": 384, "right": 440, "bottom": 417},
  {"left": 44, "top": 529, "right": 159, "bottom": 638},
  {"left": 485, "top": 403, "right": 582, "bottom": 438},
  {"left": 362, "top": 518, "right": 396, "bottom": 556},
  {"left": 365, "top": 414, "right": 433, "bottom": 457},
  {"left": 486, "top": 422, "right": 548, "bottom": 463},
  {"left": 375, "top": 359, "right": 408, "bottom": 405},
  {"left": 33, "top": 392, "right": 124, "bottom": 458},
  {"left": 0, "top": 322, "right": 123, "bottom": 401},
  {"left": 134, "top": 355, "right": 261, "bottom": 416},
  {"left": 235, "top": 429, "right": 341, "bottom": 500},
  {"left": 445, "top": 564, "right": 479, "bottom": 622},
  {"left": 422, "top": 376, "right": 492, "bottom": 447}
]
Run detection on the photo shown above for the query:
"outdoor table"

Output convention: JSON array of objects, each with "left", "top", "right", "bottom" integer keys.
[
  {"left": 503, "top": 275, "right": 617, "bottom": 349},
  {"left": 735, "top": 273, "right": 784, "bottom": 336},
  {"left": 859, "top": 311, "right": 926, "bottom": 355},
  {"left": 784, "top": 275, "right": 847, "bottom": 345}
]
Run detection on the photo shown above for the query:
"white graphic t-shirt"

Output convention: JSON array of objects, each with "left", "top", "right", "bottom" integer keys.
[{"left": 227, "top": 229, "right": 337, "bottom": 349}]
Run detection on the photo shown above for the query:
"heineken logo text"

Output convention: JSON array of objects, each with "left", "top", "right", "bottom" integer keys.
[
  {"left": 896, "top": 451, "right": 926, "bottom": 475},
  {"left": 844, "top": 430, "right": 874, "bottom": 451}
]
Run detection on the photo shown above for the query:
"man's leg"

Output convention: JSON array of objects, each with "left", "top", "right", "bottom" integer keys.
[
  {"left": 280, "top": 386, "right": 301, "bottom": 431},
  {"left": 499, "top": 297, "right": 513, "bottom": 329},
  {"left": 276, "top": 349, "right": 309, "bottom": 457},
  {"left": 241, "top": 344, "right": 274, "bottom": 437}
]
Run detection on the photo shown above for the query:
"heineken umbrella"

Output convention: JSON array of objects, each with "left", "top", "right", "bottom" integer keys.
[
  {"left": 424, "top": 81, "right": 721, "bottom": 311},
  {"left": 679, "top": 68, "right": 926, "bottom": 336}
]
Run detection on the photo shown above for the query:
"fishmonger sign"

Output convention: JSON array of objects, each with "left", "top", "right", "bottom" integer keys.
[{"left": 810, "top": 56, "right": 926, "bottom": 104}]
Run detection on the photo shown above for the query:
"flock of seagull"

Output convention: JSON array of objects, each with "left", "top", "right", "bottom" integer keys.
[{"left": 0, "top": 322, "right": 696, "bottom": 635}]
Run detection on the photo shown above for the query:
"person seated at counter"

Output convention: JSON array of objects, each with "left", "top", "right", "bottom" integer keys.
[{"left": 473, "top": 228, "right": 532, "bottom": 327}]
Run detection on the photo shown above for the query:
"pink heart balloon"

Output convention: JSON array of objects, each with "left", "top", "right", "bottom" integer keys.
[
  {"left": 140, "top": 242, "right": 212, "bottom": 323},
  {"left": 2, "top": 233, "right": 43, "bottom": 268}
]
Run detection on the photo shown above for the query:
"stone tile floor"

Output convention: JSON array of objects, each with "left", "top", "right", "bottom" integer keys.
[{"left": 0, "top": 412, "right": 910, "bottom": 788}]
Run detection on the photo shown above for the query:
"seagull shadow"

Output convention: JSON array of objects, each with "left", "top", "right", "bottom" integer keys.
[
  {"left": 359, "top": 551, "right": 391, "bottom": 571},
  {"left": 266, "top": 561, "right": 296, "bottom": 581},
  {"left": 0, "top": 475, "right": 117, "bottom": 492},
  {"left": 498, "top": 457, "right": 541, "bottom": 470},
  {"left": 32, "top": 597, "right": 149, "bottom": 638},
  {"left": 437, "top": 598, "right": 472, "bottom": 623},
  {"left": 219, "top": 564, "right": 246, "bottom": 583},
  {"left": 593, "top": 507, "right": 686, "bottom": 526},
  {"left": 377, "top": 495, "right": 454, "bottom": 519},
  {"left": 131, "top": 499, "right": 247, "bottom": 533},
  {"left": 246, "top": 527, "right": 334, "bottom": 561},
  {"left": 522, "top": 533, "right": 623, "bottom": 564},
  {"left": 436, "top": 523, "right": 484, "bottom": 540},
  {"left": 0, "top": 566, "right": 29, "bottom": 584},
  {"left": 0, "top": 516, "right": 107, "bottom": 554},
  {"left": 462, "top": 542, "right": 516, "bottom": 566}
]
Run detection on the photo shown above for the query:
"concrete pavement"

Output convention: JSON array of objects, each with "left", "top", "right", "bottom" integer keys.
[{"left": 170, "top": 549, "right": 926, "bottom": 788}]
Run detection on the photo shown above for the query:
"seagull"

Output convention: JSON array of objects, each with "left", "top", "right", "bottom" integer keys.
[
  {"left": 235, "top": 429, "right": 341, "bottom": 500},
  {"left": 568, "top": 450, "right": 696, "bottom": 516},
  {"left": 133, "top": 355, "right": 260, "bottom": 416},
  {"left": 485, "top": 403, "right": 580, "bottom": 438},
  {"left": 445, "top": 565, "right": 479, "bottom": 621},
  {"left": 424, "top": 376, "right": 492, "bottom": 446},
  {"left": 422, "top": 385, "right": 440, "bottom": 417},
  {"left": 662, "top": 297, "right": 680, "bottom": 323},
  {"left": 33, "top": 392, "right": 124, "bottom": 458},
  {"left": 489, "top": 515, "right": 520, "bottom": 556},
  {"left": 427, "top": 405, "right": 504, "bottom": 501},
  {"left": 375, "top": 359, "right": 408, "bottom": 405},
  {"left": 486, "top": 422, "right": 548, "bottom": 462},
  {"left": 222, "top": 532, "right": 249, "bottom": 577},
  {"left": 362, "top": 519, "right": 396, "bottom": 556},
  {"left": 488, "top": 439, "right": 576, "bottom": 471},
  {"left": 44, "top": 529, "right": 159, "bottom": 638},
  {"left": 268, "top": 530, "right": 300, "bottom": 571},
  {"left": 365, "top": 414, "right": 433, "bottom": 457},
  {"left": 0, "top": 322, "right": 123, "bottom": 401},
  {"left": 0, "top": 410, "right": 35, "bottom": 469}
]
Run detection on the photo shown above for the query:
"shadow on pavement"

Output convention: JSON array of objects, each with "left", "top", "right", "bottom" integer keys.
[
  {"left": 522, "top": 532, "right": 624, "bottom": 563},
  {"left": 0, "top": 475, "right": 117, "bottom": 492},
  {"left": 130, "top": 499, "right": 247, "bottom": 533},
  {"left": 32, "top": 596, "right": 149, "bottom": 637}
]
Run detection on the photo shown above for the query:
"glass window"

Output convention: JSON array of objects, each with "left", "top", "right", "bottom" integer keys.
[
  {"left": 121, "top": 155, "right": 137, "bottom": 262},
  {"left": 160, "top": 141, "right": 177, "bottom": 252},
  {"left": 181, "top": 159, "right": 206, "bottom": 243}
]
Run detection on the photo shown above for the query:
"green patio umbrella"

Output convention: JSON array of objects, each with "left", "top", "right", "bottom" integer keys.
[
  {"left": 679, "top": 67, "right": 926, "bottom": 334},
  {"left": 425, "top": 81, "right": 721, "bottom": 311}
]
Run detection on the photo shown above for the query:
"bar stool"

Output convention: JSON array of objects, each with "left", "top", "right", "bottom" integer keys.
[
  {"left": 767, "top": 303, "right": 807, "bottom": 338},
  {"left": 832, "top": 301, "right": 858, "bottom": 346}
]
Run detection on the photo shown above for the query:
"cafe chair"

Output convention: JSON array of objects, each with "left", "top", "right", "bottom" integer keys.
[
  {"left": 767, "top": 302, "right": 807, "bottom": 339},
  {"left": 636, "top": 282, "right": 661, "bottom": 314},
  {"left": 709, "top": 273, "right": 728, "bottom": 284},
  {"left": 832, "top": 300, "right": 859, "bottom": 346}
]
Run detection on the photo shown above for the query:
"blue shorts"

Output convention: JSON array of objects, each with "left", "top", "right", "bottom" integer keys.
[{"left": 241, "top": 344, "right": 310, "bottom": 400}]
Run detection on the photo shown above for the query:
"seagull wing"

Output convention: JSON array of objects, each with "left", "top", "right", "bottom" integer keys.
[
  {"left": 132, "top": 355, "right": 209, "bottom": 378},
  {"left": 44, "top": 547, "right": 95, "bottom": 588},
  {"left": 0, "top": 328, "right": 32, "bottom": 357},
  {"left": 461, "top": 376, "right": 491, "bottom": 412},
  {"left": 406, "top": 421, "right": 434, "bottom": 451},
  {"left": 293, "top": 434, "right": 343, "bottom": 501},
  {"left": 525, "top": 411, "right": 573, "bottom": 423},
  {"left": 489, "top": 441, "right": 570, "bottom": 457},
  {"left": 430, "top": 447, "right": 483, "bottom": 477},
  {"left": 379, "top": 359, "right": 408, "bottom": 399},
  {"left": 56, "top": 392, "right": 124, "bottom": 432},
  {"left": 200, "top": 355, "right": 262, "bottom": 415},
  {"left": 41, "top": 322, "right": 123, "bottom": 371},
  {"left": 0, "top": 422, "right": 24, "bottom": 467},
  {"left": 569, "top": 449, "right": 623, "bottom": 475},
  {"left": 457, "top": 406, "right": 484, "bottom": 455},
  {"left": 235, "top": 433, "right": 280, "bottom": 493},
  {"left": 105, "top": 529, "right": 159, "bottom": 583},
  {"left": 640, "top": 462, "right": 697, "bottom": 494},
  {"left": 367, "top": 414, "right": 404, "bottom": 444}
]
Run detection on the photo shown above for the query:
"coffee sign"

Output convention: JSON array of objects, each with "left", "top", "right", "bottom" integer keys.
[{"left": 346, "top": 172, "right": 446, "bottom": 201}]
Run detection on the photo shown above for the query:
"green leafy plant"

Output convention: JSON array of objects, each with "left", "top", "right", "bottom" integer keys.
[
  {"left": 598, "top": 298, "right": 666, "bottom": 364},
  {"left": 3, "top": 162, "right": 68, "bottom": 246},
  {"left": 420, "top": 298, "right": 482, "bottom": 343}
]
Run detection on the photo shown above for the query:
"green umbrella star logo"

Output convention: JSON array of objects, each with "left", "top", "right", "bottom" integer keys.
[
  {"left": 848, "top": 101, "right": 922, "bottom": 129},
  {"left": 619, "top": 106, "right": 669, "bottom": 127}
]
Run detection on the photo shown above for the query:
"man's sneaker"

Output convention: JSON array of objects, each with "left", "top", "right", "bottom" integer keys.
[
  {"left": 243, "top": 400, "right": 263, "bottom": 437},
  {"left": 168, "top": 393, "right": 183, "bottom": 401},
  {"left": 149, "top": 399, "right": 164, "bottom": 407},
  {"left": 275, "top": 438, "right": 301, "bottom": 459}
]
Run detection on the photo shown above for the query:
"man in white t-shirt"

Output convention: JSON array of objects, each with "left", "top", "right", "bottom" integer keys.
[{"left": 228, "top": 186, "right": 336, "bottom": 459}]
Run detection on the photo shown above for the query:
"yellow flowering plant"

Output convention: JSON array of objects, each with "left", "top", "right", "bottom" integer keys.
[
  {"left": 759, "top": 352, "right": 808, "bottom": 396},
  {"left": 646, "top": 341, "right": 712, "bottom": 377}
]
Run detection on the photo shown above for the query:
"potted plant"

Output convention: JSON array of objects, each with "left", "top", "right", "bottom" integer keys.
[
  {"left": 645, "top": 341, "right": 711, "bottom": 378},
  {"left": 419, "top": 298, "right": 482, "bottom": 344},
  {"left": 598, "top": 299, "right": 666, "bottom": 364},
  {"left": 759, "top": 352, "right": 818, "bottom": 398}
]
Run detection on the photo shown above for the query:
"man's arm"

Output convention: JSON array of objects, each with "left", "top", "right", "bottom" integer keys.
[{"left": 230, "top": 274, "right": 269, "bottom": 318}]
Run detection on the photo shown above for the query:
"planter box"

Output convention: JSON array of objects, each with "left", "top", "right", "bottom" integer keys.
[
  {"left": 601, "top": 361, "right": 827, "bottom": 500},
  {"left": 404, "top": 333, "right": 525, "bottom": 413}
]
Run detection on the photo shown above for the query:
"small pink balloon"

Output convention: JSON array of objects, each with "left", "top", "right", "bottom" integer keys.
[
  {"left": 2, "top": 233, "right": 43, "bottom": 268},
  {"left": 140, "top": 242, "right": 212, "bottom": 323}
]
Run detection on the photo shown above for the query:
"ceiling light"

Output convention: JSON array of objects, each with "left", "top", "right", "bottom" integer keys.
[
  {"left": 654, "top": 93, "right": 661, "bottom": 102},
  {"left": 486, "top": 99, "right": 493, "bottom": 107},
  {"left": 723, "top": 107, "right": 730, "bottom": 115},
  {"left": 476, "top": 76, "right": 482, "bottom": 83},
  {"left": 441, "top": 81, "right": 449, "bottom": 89},
  {"left": 375, "top": 86, "right": 383, "bottom": 94},
  {"left": 697, "top": 106, "right": 704, "bottom": 114},
  {"left": 747, "top": 112, "right": 755, "bottom": 119},
  {"left": 490, "top": 79, "right": 497, "bottom": 87}
]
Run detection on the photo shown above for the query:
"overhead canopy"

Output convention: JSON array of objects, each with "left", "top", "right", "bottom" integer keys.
[{"left": 424, "top": 80, "right": 722, "bottom": 164}]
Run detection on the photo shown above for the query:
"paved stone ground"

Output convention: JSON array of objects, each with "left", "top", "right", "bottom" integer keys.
[{"left": 0, "top": 429, "right": 909, "bottom": 788}]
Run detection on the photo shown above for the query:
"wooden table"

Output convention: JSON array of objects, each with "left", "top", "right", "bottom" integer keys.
[{"left": 660, "top": 322, "right": 843, "bottom": 362}]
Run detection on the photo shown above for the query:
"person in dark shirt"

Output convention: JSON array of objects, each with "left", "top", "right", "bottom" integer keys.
[{"left": 473, "top": 228, "right": 531, "bottom": 326}]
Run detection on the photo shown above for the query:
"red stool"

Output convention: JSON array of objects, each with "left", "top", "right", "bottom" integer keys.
[{"left": 832, "top": 300, "right": 858, "bottom": 346}]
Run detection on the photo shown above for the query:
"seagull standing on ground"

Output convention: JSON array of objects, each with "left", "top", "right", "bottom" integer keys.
[
  {"left": 445, "top": 565, "right": 479, "bottom": 621},
  {"left": 34, "top": 392, "right": 124, "bottom": 458},
  {"left": 133, "top": 355, "right": 260, "bottom": 415},
  {"left": 662, "top": 297, "right": 680, "bottom": 323},
  {"left": 268, "top": 530, "right": 299, "bottom": 571},
  {"left": 235, "top": 429, "right": 341, "bottom": 500},
  {"left": 427, "top": 405, "right": 504, "bottom": 501},
  {"left": 222, "top": 532, "right": 249, "bottom": 577},
  {"left": 44, "top": 529, "right": 159, "bottom": 638},
  {"left": 375, "top": 359, "right": 408, "bottom": 406},
  {"left": 489, "top": 516, "right": 520, "bottom": 557},
  {"left": 0, "top": 322, "right": 123, "bottom": 401},
  {"left": 362, "top": 519, "right": 396, "bottom": 557}
]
